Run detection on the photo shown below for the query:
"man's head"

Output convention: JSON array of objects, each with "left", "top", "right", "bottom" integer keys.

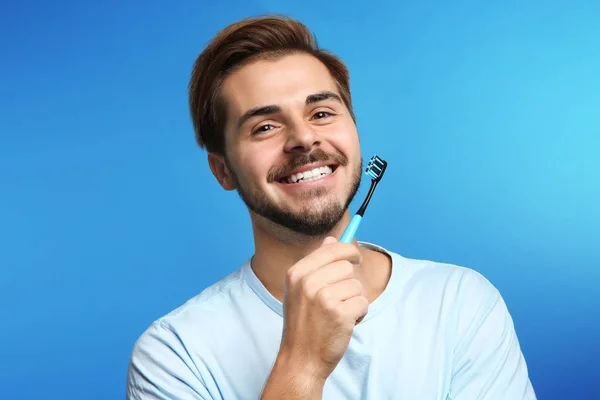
[{"left": 188, "top": 16, "right": 363, "bottom": 237}]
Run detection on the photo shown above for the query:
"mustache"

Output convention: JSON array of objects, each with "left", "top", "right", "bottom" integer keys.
[{"left": 267, "top": 148, "right": 348, "bottom": 182}]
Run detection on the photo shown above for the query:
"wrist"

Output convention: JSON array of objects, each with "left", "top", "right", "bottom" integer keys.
[{"left": 269, "top": 346, "right": 327, "bottom": 394}]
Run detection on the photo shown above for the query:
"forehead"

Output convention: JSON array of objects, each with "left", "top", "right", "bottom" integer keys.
[{"left": 222, "top": 53, "right": 339, "bottom": 114}]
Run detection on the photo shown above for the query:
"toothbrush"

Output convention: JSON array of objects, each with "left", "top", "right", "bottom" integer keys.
[{"left": 339, "top": 155, "right": 388, "bottom": 243}]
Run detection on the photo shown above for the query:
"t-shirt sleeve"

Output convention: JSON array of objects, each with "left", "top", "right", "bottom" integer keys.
[
  {"left": 448, "top": 270, "right": 537, "bottom": 400},
  {"left": 126, "top": 321, "right": 213, "bottom": 400}
]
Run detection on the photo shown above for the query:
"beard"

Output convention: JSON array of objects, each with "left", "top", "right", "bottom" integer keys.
[{"left": 226, "top": 148, "right": 363, "bottom": 237}]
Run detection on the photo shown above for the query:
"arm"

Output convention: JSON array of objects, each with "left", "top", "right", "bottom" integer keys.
[
  {"left": 449, "top": 270, "right": 537, "bottom": 400},
  {"left": 126, "top": 321, "right": 212, "bottom": 400},
  {"left": 260, "top": 350, "right": 325, "bottom": 399}
]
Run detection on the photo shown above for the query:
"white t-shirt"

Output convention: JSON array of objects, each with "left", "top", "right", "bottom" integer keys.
[{"left": 126, "top": 242, "right": 537, "bottom": 399}]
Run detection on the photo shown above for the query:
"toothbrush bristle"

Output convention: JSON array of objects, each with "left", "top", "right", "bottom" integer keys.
[
  {"left": 365, "top": 154, "right": 387, "bottom": 181},
  {"left": 366, "top": 168, "right": 379, "bottom": 179}
]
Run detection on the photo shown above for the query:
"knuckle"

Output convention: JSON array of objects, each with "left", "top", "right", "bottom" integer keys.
[
  {"left": 300, "top": 274, "right": 318, "bottom": 296},
  {"left": 299, "top": 274, "right": 311, "bottom": 290},
  {"left": 331, "top": 305, "right": 346, "bottom": 324},
  {"left": 286, "top": 267, "right": 301, "bottom": 284},
  {"left": 316, "top": 287, "right": 334, "bottom": 308}
]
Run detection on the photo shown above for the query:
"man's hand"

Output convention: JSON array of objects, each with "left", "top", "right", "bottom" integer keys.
[{"left": 261, "top": 236, "right": 368, "bottom": 399}]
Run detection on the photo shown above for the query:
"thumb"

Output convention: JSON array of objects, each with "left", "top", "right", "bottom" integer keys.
[{"left": 322, "top": 236, "right": 338, "bottom": 246}]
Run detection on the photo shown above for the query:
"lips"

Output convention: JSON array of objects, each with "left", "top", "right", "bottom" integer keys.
[
  {"left": 275, "top": 162, "right": 338, "bottom": 184},
  {"left": 279, "top": 165, "right": 336, "bottom": 184}
]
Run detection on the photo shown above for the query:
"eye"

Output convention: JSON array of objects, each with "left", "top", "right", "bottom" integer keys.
[
  {"left": 311, "top": 111, "right": 332, "bottom": 120},
  {"left": 253, "top": 124, "right": 275, "bottom": 135}
]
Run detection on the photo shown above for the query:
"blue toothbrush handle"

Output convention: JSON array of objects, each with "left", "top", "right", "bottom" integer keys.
[{"left": 339, "top": 214, "right": 363, "bottom": 243}]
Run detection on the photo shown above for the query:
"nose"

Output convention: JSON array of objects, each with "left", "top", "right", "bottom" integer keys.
[{"left": 283, "top": 120, "right": 322, "bottom": 153}]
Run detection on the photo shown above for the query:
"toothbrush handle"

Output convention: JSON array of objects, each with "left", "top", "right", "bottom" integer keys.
[{"left": 339, "top": 214, "right": 363, "bottom": 243}]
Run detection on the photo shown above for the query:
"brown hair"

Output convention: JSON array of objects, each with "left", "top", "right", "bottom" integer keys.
[{"left": 188, "top": 15, "right": 356, "bottom": 155}]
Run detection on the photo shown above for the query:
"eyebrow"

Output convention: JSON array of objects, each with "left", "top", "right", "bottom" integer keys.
[
  {"left": 236, "top": 91, "right": 343, "bottom": 130},
  {"left": 306, "top": 91, "right": 342, "bottom": 105}
]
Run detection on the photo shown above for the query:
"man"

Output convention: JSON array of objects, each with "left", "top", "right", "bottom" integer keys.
[{"left": 126, "top": 15, "right": 536, "bottom": 399}]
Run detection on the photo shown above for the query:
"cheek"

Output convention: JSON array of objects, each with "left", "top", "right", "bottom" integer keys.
[
  {"left": 328, "top": 123, "right": 360, "bottom": 159},
  {"left": 237, "top": 146, "right": 277, "bottom": 184}
]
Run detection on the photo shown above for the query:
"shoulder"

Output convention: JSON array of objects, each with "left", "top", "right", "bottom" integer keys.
[
  {"left": 405, "top": 254, "right": 501, "bottom": 311},
  {"left": 129, "top": 267, "right": 250, "bottom": 363},
  {"left": 382, "top": 256, "right": 537, "bottom": 398},
  {"left": 389, "top": 250, "right": 513, "bottom": 343},
  {"left": 406, "top": 256, "right": 500, "bottom": 304},
  {"left": 368, "top": 241, "right": 499, "bottom": 302},
  {"left": 126, "top": 268, "right": 250, "bottom": 398},
  {"left": 367, "top": 242, "right": 503, "bottom": 328}
]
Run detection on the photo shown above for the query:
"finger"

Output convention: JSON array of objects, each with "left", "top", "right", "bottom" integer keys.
[
  {"left": 292, "top": 242, "right": 362, "bottom": 278},
  {"left": 322, "top": 236, "right": 337, "bottom": 246},
  {"left": 338, "top": 295, "right": 369, "bottom": 323},
  {"left": 316, "top": 278, "right": 364, "bottom": 304},
  {"left": 307, "top": 260, "right": 356, "bottom": 286},
  {"left": 296, "top": 260, "right": 356, "bottom": 299}
]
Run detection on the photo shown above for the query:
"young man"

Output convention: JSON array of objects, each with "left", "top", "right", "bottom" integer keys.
[{"left": 126, "top": 15, "right": 536, "bottom": 400}]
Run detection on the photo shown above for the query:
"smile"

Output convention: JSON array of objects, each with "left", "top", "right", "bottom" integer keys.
[{"left": 278, "top": 164, "right": 337, "bottom": 185}]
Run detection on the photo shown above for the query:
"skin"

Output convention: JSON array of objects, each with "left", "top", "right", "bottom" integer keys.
[{"left": 207, "top": 53, "right": 392, "bottom": 397}]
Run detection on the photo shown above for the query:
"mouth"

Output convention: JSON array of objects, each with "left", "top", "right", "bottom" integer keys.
[{"left": 277, "top": 164, "right": 338, "bottom": 185}]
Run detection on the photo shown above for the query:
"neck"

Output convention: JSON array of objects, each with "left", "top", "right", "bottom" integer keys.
[
  {"left": 249, "top": 211, "right": 393, "bottom": 304},
  {"left": 252, "top": 211, "right": 392, "bottom": 302},
  {"left": 250, "top": 211, "right": 376, "bottom": 302}
]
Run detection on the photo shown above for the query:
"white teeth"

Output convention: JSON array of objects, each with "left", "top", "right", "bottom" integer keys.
[{"left": 284, "top": 166, "right": 333, "bottom": 184}]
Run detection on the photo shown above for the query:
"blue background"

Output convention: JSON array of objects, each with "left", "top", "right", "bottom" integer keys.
[{"left": 1, "top": 1, "right": 598, "bottom": 399}]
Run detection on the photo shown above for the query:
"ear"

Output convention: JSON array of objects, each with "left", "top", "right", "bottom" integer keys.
[{"left": 208, "top": 152, "right": 236, "bottom": 191}]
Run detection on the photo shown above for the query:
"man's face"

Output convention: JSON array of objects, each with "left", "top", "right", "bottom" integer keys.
[{"left": 217, "top": 53, "right": 362, "bottom": 236}]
